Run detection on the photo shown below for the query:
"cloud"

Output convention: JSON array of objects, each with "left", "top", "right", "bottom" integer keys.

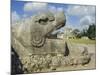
[
  {"left": 67, "top": 5, "right": 95, "bottom": 17},
  {"left": 57, "top": 7, "right": 64, "bottom": 12},
  {"left": 11, "top": 11, "right": 20, "bottom": 23},
  {"left": 80, "top": 15, "right": 95, "bottom": 26},
  {"left": 66, "top": 5, "right": 96, "bottom": 30},
  {"left": 48, "top": 6, "right": 56, "bottom": 13},
  {"left": 48, "top": 6, "right": 64, "bottom": 14},
  {"left": 24, "top": 2, "right": 64, "bottom": 13},
  {"left": 22, "top": 14, "right": 28, "bottom": 18},
  {"left": 24, "top": 2, "right": 48, "bottom": 12}
]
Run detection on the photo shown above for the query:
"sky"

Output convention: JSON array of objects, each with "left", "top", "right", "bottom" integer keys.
[{"left": 11, "top": 0, "right": 96, "bottom": 31}]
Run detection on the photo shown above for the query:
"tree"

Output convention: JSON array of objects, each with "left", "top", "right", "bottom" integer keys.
[
  {"left": 87, "top": 24, "right": 96, "bottom": 40},
  {"left": 81, "top": 29, "right": 88, "bottom": 36}
]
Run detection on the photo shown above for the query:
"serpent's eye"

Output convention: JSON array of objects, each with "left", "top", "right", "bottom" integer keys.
[{"left": 39, "top": 18, "right": 48, "bottom": 25}]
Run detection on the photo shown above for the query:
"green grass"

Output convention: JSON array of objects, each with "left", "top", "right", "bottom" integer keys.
[{"left": 67, "top": 39, "right": 96, "bottom": 44}]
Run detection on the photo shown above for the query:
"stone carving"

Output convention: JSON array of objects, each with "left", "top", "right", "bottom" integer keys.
[
  {"left": 12, "top": 11, "right": 67, "bottom": 57},
  {"left": 11, "top": 11, "right": 91, "bottom": 74}
]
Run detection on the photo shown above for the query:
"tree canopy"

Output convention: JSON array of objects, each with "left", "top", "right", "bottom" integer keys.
[{"left": 71, "top": 24, "right": 96, "bottom": 40}]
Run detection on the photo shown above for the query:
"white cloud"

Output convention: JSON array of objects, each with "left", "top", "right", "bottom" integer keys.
[
  {"left": 49, "top": 6, "right": 64, "bottom": 14},
  {"left": 24, "top": 2, "right": 48, "bottom": 12},
  {"left": 49, "top": 6, "right": 57, "bottom": 13},
  {"left": 57, "top": 7, "right": 64, "bottom": 12},
  {"left": 80, "top": 15, "right": 95, "bottom": 26},
  {"left": 67, "top": 5, "right": 95, "bottom": 17},
  {"left": 66, "top": 5, "right": 96, "bottom": 29},
  {"left": 22, "top": 14, "right": 28, "bottom": 18},
  {"left": 11, "top": 11, "right": 20, "bottom": 23}
]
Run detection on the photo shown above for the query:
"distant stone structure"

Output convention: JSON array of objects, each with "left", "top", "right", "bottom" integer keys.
[
  {"left": 57, "top": 32, "right": 64, "bottom": 39},
  {"left": 56, "top": 27, "right": 75, "bottom": 39},
  {"left": 81, "top": 36, "right": 89, "bottom": 40}
]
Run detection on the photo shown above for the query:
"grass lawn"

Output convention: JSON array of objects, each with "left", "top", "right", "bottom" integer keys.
[{"left": 67, "top": 39, "right": 96, "bottom": 44}]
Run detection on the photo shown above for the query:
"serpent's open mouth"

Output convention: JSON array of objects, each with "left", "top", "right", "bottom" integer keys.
[{"left": 31, "top": 31, "right": 46, "bottom": 47}]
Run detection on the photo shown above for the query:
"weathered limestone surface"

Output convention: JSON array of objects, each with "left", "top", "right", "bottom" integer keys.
[
  {"left": 11, "top": 11, "right": 91, "bottom": 74},
  {"left": 12, "top": 38, "right": 67, "bottom": 57},
  {"left": 11, "top": 11, "right": 67, "bottom": 58}
]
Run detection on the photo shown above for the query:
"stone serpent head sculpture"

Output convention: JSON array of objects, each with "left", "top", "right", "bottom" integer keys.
[
  {"left": 11, "top": 11, "right": 91, "bottom": 74},
  {"left": 30, "top": 11, "right": 66, "bottom": 47},
  {"left": 12, "top": 11, "right": 66, "bottom": 48}
]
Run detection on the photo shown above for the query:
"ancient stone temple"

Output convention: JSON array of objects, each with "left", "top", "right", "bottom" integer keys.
[{"left": 11, "top": 11, "right": 91, "bottom": 74}]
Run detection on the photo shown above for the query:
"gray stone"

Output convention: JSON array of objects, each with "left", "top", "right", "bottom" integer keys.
[
  {"left": 11, "top": 11, "right": 70, "bottom": 73},
  {"left": 11, "top": 11, "right": 67, "bottom": 59},
  {"left": 11, "top": 11, "right": 91, "bottom": 73}
]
